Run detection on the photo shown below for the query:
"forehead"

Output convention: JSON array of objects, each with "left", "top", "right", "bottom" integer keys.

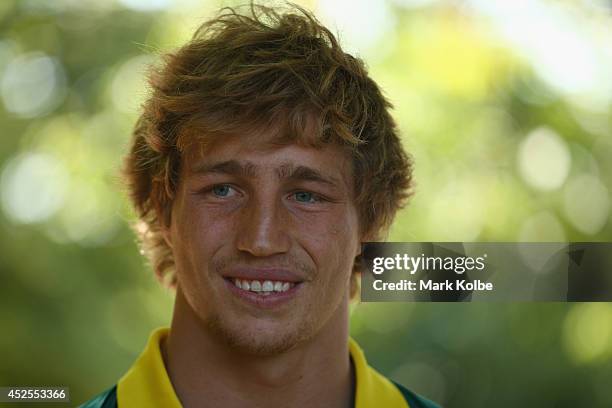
[{"left": 183, "top": 132, "right": 354, "bottom": 183}]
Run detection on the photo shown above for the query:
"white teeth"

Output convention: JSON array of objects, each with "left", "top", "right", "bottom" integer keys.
[{"left": 231, "top": 279, "right": 294, "bottom": 294}]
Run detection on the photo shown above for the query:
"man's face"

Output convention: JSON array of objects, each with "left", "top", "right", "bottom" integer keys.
[{"left": 167, "top": 132, "right": 362, "bottom": 355}]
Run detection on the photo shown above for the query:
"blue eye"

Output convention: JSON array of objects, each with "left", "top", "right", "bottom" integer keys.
[
  {"left": 294, "top": 191, "right": 316, "bottom": 203},
  {"left": 212, "top": 185, "right": 232, "bottom": 197}
]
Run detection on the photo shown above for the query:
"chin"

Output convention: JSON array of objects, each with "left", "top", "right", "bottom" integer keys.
[{"left": 205, "top": 314, "right": 313, "bottom": 356}]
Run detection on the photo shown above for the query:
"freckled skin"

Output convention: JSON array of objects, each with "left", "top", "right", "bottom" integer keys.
[{"left": 166, "top": 133, "right": 363, "bottom": 356}]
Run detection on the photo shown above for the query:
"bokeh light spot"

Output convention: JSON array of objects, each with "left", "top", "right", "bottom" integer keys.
[
  {"left": 519, "top": 211, "right": 566, "bottom": 242},
  {"left": 0, "top": 52, "right": 65, "bottom": 118},
  {"left": 317, "top": 0, "right": 395, "bottom": 56},
  {"left": 563, "top": 174, "right": 610, "bottom": 235},
  {"left": 563, "top": 303, "right": 612, "bottom": 364},
  {"left": 517, "top": 127, "right": 571, "bottom": 191},
  {"left": 427, "top": 180, "right": 485, "bottom": 241},
  {"left": 110, "top": 55, "right": 156, "bottom": 115},
  {"left": 0, "top": 152, "right": 69, "bottom": 224}
]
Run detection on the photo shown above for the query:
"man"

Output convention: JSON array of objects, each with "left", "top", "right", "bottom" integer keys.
[{"left": 81, "top": 3, "right": 439, "bottom": 408}]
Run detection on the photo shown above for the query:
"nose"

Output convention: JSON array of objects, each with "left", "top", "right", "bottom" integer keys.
[{"left": 235, "top": 196, "right": 291, "bottom": 257}]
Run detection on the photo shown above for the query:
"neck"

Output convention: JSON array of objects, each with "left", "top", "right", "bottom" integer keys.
[{"left": 162, "top": 289, "right": 354, "bottom": 408}]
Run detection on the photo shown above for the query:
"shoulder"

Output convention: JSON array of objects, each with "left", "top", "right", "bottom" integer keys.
[
  {"left": 78, "top": 385, "right": 117, "bottom": 408},
  {"left": 348, "top": 337, "right": 442, "bottom": 408},
  {"left": 391, "top": 380, "right": 442, "bottom": 408}
]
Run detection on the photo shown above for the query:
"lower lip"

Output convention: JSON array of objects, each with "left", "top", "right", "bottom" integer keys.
[{"left": 223, "top": 278, "right": 303, "bottom": 309}]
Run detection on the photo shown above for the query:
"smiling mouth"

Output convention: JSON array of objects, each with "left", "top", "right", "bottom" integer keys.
[{"left": 226, "top": 278, "right": 298, "bottom": 296}]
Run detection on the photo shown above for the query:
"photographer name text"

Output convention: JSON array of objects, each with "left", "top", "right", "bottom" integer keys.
[{"left": 372, "top": 279, "right": 494, "bottom": 292}]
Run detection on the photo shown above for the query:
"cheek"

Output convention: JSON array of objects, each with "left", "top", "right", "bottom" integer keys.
[
  {"left": 171, "top": 200, "right": 234, "bottom": 279},
  {"left": 301, "top": 210, "right": 360, "bottom": 282},
  {"left": 178, "top": 197, "right": 237, "bottom": 241}
]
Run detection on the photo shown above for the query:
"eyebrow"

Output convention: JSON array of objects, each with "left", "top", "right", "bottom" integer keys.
[
  {"left": 192, "top": 160, "right": 258, "bottom": 178},
  {"left": 276, "top": 163, "right": 341, "bottom": 187},
  {"left": 191, "top": 160, "right": 342, "bottom": 187}
]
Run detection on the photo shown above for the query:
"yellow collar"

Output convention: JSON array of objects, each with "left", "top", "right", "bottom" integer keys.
[{"left": 118, "top": 328, "right": 408, "bottom": 408}]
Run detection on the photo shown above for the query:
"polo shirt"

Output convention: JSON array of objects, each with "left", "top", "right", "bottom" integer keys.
[{"left": 80, "top": 328, "right": 440, "bottom": 408}]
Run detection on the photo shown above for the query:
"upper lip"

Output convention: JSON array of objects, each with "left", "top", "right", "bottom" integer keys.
[{"left": 222, "top": 267, "right": 305, "bottom": 283}]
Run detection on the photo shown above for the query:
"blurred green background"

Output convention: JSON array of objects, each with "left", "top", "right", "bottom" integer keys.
[{"left": 1, "top": 0, "right": 611, "bottom": 406}]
